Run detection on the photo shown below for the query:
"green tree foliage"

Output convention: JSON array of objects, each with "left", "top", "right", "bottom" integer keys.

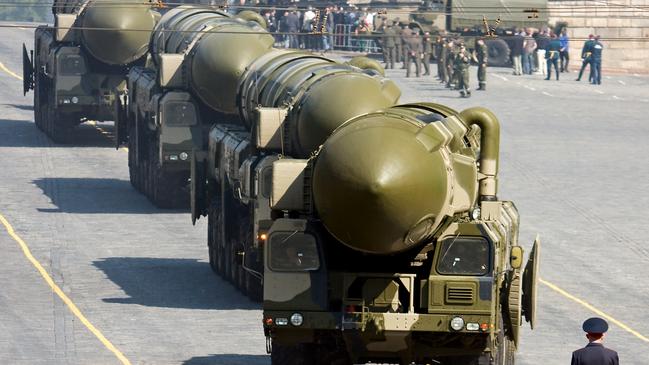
[{"left": 0, "top": 1, "right": 51, "bottom": 22}]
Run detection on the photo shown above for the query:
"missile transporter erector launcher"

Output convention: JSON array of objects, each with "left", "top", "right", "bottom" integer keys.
[
  {"left": 22, "top": 0, "right": 160, "bottom": 143},
  {"left": 122, "top": 6, "right": 539, "bottom": 364}
]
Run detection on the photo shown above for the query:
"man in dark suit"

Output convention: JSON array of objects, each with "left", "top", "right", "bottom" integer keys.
[{"left": 571, "top": 317, "right": 619, "bottom": 365}]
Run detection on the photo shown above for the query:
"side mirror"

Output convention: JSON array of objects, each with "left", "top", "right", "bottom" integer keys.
[{"left": 510, "top": 246, "right": 523, "bottom": 269}]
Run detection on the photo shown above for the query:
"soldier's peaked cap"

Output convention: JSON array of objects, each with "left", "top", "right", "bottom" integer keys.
[{"left": 582, "top": 317, "right": 609, "bottom": 334}]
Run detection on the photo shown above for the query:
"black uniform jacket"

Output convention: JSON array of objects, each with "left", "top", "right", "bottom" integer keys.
[{"left": 571, "top": 343, "right": 619, "bottom": 365}]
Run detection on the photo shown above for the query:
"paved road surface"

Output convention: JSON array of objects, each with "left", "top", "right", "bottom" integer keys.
[{"left": 1, "top": 22, "right": 648, "bottom": 364}]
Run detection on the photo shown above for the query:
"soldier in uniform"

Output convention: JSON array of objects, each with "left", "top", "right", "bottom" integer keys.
[
  {"left": 445, "top": 40, "right": 456, "bottom": 88},
  {"left": 590, "top": 35, "right": 604, "bottom": 85},
  {"left": 400, "top": 24, "right": 411, "bottom": 69},
  {"left": 437, "top": 36, "right": 448, "bottom": 83},
  {"left": 545, "top": 33, "right": 561, "bottom": 81},
  {"left": 393, "top": 21, "right": 403, "bottom": 69},
  {"left": 405, "top": 30, "right": 423, "bottom": 78},
  {"left": 422, "top": 31, "right": 433, "bottom": 76},
  {"left": 454, "top": 43, "right": 471, "bottom": 97},
  {"left": 571, "top": 317, "right": 619, "bottom": 365},
  {"left": 475, "top": 38, "right": 488, "bottom": 90},
  {"left": 576, "top": 34, "right": 595, "bottom": 82},
  {"left": 382, "top": 24, "right": 396, "bottom": 69}
]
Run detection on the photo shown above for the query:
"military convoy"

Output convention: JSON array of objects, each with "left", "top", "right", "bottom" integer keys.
[
  {"left": 23, "top": 3, "right": 539, "bottom": 364},
  {"left": 113, "top": 5, "right": 540, "bottom": 364},
  {"left": 22, "top": 0, "right": 160, "bottom": 143}
]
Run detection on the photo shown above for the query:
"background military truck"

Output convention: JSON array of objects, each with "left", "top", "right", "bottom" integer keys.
[
  {"left": 22, "top": 0, "right": 160, "bottom": 143},
  {"left": 381, "top": 0, "right": 549, "bottom": 66},
  {"left": 117, "top": 6, "right": 271, "bottom": 208},
  {"left": 131, "top": 6, "right": 540, "bottom": 364}
]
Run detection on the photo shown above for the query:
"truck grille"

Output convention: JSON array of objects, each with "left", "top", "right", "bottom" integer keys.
[{"left": 446, "top": 286, "right": 474, "bottom": 304}]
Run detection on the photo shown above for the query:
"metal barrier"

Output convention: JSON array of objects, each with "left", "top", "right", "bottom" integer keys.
[{"left": 333, "top": 24, "right": 381, "bottom": 53}]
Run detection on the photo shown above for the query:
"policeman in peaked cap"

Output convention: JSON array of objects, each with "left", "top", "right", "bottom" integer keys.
[{"left": 571, "top": 317, "right": 619, "bottom": 365}]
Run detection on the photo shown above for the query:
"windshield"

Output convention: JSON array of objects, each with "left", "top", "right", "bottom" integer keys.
[
  {"left": 437, "top": 236, "right": 490, "bottom": 275},
  {"left": 268, "top": 231, "right": 320, "bottom": 271}
]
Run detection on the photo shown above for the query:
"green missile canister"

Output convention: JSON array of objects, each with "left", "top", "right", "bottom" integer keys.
[
  {"left": 79, "top": 0, "right": 158, "bottom": 66},
  {"left": 312, "top": 104, "right": 488, "bottom": 254}
]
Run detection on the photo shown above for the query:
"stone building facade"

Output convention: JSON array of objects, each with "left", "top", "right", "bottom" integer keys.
[{"left": 548, "top": 0, "right": 649, "bottom": 73}]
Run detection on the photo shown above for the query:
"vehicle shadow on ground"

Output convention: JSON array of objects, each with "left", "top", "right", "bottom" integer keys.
[
  {"left": 93, "top": 257, "right": 259, "bottom": 310},
  {"left": 0, "top": 118, "right": 115, "bottom": 148},
  {"left": 182, "top": 354, "right": 269, "bottom": 365},
  {"left": 2, "top": 103, "right": 34, "bottom": 111},
  {"left": 33, "top": 177, "right": 183, "bottom": 214}
]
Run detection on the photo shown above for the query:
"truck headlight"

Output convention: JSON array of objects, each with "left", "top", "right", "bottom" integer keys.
[
  {"left": 290, "top": 313, "right": 304, "bottom": 326},
  {"left": 450, "top": 316, "right": 464, "bottom": 331}
]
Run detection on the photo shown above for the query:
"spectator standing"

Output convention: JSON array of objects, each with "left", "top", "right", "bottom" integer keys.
[
  {"left": 535, "top": 30, "right": 550, "bottom": 76},
  {"left": 545, "top": 33, "right": 561, "bottom": 80},
  {"left": 301, "top": 6, "right": 316, "bottom": 49},
  {"left": 322, "top": 6, "right": 335, "bottom": 51},
  {"left": 559, "top": 29, "right": 570, "bottom": 72},
  {"left": 576, "top": 34, "right": 595, "bottom": 82},
  {"left": 475, "top": 38, "right": 488, "bottom": 90},
  {"left": 591, "top": 35, "right": 603, "bottom": 85},
  {"left": 284, "top": 9, "right": 300, "bottom": 49},
  {"left": 510, "top": 31, "right": 525, "bottom": 75},
  {"left": 522, "top": 33, "right": 537, "bottom": 75}
]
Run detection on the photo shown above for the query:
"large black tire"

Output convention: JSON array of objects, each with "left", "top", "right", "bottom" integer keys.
[
  {"left": 271, "top": 344, "right": 315, "bottom": 365},
  {"left": 207, "top": 196, "right": 222, "bottom": 274},
  {"left": 495, "top": 317, "right": 516, "bottom": 365},
  {"left": 146, "top": 133, "right": 189, "bottom": 209},
  {"left": 33, "top": 72, "right": 46, "bottom": 131},
  {"left": 45, "top": 89, "right": 75, "bottom": 144},
  {"left": 485, "top": 39, "right": 511, "bottom": 67},
  {"left": 127, "top": 119, "right": 142, "bottom": 192}
]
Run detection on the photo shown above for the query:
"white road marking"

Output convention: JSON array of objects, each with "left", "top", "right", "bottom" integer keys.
[
  {"left": 618, "top": 80, "right": 626, "bottom": 85},
  {"left": 524, "top": 85, "right": 536, "bottom": 91},
  {"left": 490, "top": 73, "right": 508, "bottom": 81},
  {"left": 594, "top": 89, "right": 605, "bottom": 95},
  {"left": 542, "top": 91, "right": 553, "bottom": 97},
  {"left": 612, "top": 95, "right": 623, "bottom": 100},
  {"left": 633, "top": 73, "right": 640, "bottom": 77},
  {"left": 606, "top": 76, "right": 612, "bottom": 79}
]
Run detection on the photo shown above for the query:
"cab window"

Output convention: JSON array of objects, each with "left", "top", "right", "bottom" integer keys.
[
  {"left": 268, "top": 232, "right": 320, "bottom": 271},
  {"left": 437, "top": 237, "right": 490, "bottom": 276}
]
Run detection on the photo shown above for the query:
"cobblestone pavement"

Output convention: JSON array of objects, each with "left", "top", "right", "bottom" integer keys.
[{"left": 1, "top": 23, "right": 648, "bottom": 365}]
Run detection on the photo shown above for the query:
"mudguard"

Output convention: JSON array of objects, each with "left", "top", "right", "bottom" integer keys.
[
  {"left": 191, "top": 151, "right": 208, "bottom": 224},
  {"left": 22, "top": 44, "right": 34, "bottom": 96},
  {"left": 522, "top": 235, "right": 540, "bottom": 329},
  {"left": 114, "top": 94, "right": 128, "bottom": 149}
]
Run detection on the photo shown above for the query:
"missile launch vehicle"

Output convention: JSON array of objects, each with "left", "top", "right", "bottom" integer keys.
[{"left": 22, "top": 0, "right": 160, "bottom": 142}]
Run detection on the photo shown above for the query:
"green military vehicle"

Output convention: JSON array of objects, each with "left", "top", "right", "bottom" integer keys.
[
  {"left": 123, "top": 6, "right": 539, "bottom": 363},
  {"left": 117, "top": 6, "right": 269, "bottom": 208},
  {"left": 22, "top": 0, "right": 160, "bottom": 143}
]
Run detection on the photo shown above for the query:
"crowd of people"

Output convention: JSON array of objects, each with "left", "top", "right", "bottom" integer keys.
[
  {"left": 260, "top": 5, "right": 386, "bottom": 52},
  {"left": 254, "top": 6, "right": 605, "bottom": 97},
  {"left": 507, "top": 28, "right": 604, "bottom": 84}
]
